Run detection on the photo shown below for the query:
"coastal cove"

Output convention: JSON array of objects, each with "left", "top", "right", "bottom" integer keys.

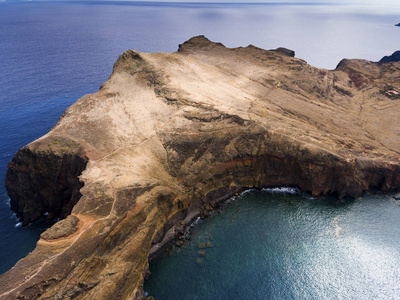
[
  {"left": 145, "top": 188, "right": 400, "bottom": 300},
  {"left": 0, "top": 1, "right": 400, "bottom": 299}
]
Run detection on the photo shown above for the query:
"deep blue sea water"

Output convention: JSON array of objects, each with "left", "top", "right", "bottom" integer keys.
[{"left": 0, "top": 1, "right": 399, "bottom": 298}]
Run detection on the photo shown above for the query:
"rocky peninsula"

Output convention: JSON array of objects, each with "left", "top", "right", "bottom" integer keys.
[{"left": 1, "top": 36, "right": 400, "bottom": 299}]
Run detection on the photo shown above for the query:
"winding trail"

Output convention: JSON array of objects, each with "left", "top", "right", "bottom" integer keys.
[{"left": 0, "top": 134, "right": 162, "bottom": 298}]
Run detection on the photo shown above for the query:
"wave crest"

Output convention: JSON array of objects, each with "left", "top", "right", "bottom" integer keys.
[{"left": 262, "top": 187, "right": 300, "bottom": 194}]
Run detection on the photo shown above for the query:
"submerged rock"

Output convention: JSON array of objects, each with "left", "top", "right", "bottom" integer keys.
[
  {"left": 1, "top": 36, "right": 400, "bottom": 299},
  {"left": 197, "top": 242, "right": 207, "bottom": 249},
  {"left": 196, "top": 258, "right": 203, "bottom": 266}
]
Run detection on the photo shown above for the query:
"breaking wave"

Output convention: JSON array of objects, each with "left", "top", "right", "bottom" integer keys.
[{"left": 262, "top": 187, "right": 301, "bottom": 194}]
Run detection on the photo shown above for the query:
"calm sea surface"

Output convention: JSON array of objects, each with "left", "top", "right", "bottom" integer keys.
[
  {"left": 0, "top": 1, "right": 399, "bottom": 298},
  {"left": 145, "top": 189, "right": 400, "bottom": 299}
]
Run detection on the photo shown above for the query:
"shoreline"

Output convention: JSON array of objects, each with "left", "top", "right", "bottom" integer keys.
[
  {"left": 147, "top": 186, "right": 400, "bottom": 264},
  {"left": 143, "top": 188, "right": 400, "bottom": 299},
  {"left": 149, "top": 186, "right": 246, "bottom": 261}
]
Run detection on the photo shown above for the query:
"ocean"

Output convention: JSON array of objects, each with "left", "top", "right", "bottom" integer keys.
[
  {"left": 144, "top": 189, "right": 400, "bottom": 299},
  {"left": 0, "top": 0, "right": 399, "bottom": 297}
]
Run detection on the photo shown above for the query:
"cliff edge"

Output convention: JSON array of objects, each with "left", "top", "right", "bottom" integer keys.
[{"left": 1, "top": 36, "right": 400, "bottom": 299}]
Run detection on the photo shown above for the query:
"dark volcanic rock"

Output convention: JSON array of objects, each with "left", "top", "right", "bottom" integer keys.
[
  {"left": 1, "top": 36, "right": 399, "bottom": 299},
  {"left": 5, "top": 144, "right": 87, "bottom": 225},
  {"left": 273, "top": 47, "right": 295, "bottom": 57},
  {"left": 380, "top": 50, "right": 400, "bottom": 63}
]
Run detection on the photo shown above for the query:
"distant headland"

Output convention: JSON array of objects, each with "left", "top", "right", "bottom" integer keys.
[
  {"left": 0, "top": 36, "right": 399, "bottom": 299},
  {"left": 380, "top": 50, "right": 400, "bottom": 63}
]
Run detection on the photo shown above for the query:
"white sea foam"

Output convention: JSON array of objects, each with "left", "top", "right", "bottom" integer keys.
[
  {"left": 4, "top": 198, "right": 11, "bottom": 207},
  {"left": 6, "top": 198, "right": 20, "bottom": 222},
  {"left": 14, "top": 222, "right": 22, "bottom": 228},
  {"left": 226, "top": 189, "right": 253, "bottom": 203},
  {"left": 225, "top": 197, "right": 237, "bottom": 204},
  {"left": 190, "top": 217, "right": 202, "bottom": 227},
  {"left": 261, "top": 187, "right": 300, "bottom": 194},
  {"left": 240, "top": 189, "right": 255, "bottom": 196}
]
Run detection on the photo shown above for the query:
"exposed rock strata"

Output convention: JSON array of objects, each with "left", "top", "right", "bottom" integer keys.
[{"left": 1, "top": 36, "right": 400, "bottom": 299}]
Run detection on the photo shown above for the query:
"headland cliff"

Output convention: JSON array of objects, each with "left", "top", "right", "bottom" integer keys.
[{"left": 1, "top": 36, "right": 399, "bottom": 299}]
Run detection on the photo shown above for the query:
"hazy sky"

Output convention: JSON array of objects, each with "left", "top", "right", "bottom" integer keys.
[
  {"left": 97, "top": 0, "right": 400, "bottom": 9},
  {"left": 4, "top": 0, "right": 400, "bottom": 9},
  {"left": 122, "top": 0, "right": 399, "bottom": 4}
]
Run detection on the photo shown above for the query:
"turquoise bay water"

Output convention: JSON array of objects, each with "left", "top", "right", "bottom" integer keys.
[
  {"left": 145, "top": 189, "right": 400, "bottom": 299},
  {"left": 0, "top": 1, "right": 400, "bottom": 295}
]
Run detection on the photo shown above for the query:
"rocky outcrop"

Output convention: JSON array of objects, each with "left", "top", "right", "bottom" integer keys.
[
  {"left": 380, "top": 50, "right": 400, "bottom": 63},
  {"left": 1, "top": 36, "right": 400, "bottom": 299},
  {"left": 5, "top": 141, "right": 87, "bottom": 225},
  {"left": 40, "top": 215, "right": 79, "bottom": 240}
]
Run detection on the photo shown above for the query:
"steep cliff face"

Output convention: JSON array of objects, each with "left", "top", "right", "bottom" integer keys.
[
  {"left": 1, "top": 36, "right": 399, "bottom": 299},
  {"left": 5, "top": 137, "right": 88, "bottom": 225}
]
